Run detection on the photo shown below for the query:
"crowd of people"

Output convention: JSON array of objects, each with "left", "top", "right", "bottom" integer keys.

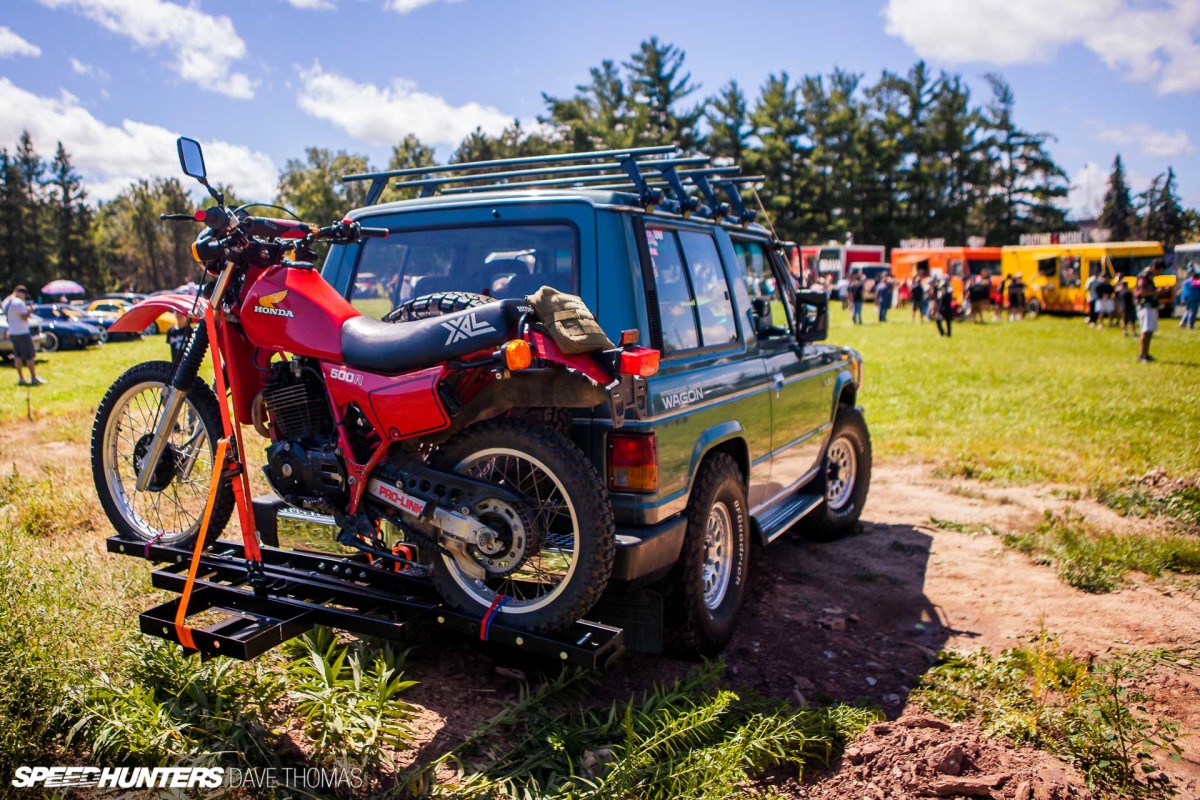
[{"left": 829, "top": 259, "right": 1180, "bottom": 361}]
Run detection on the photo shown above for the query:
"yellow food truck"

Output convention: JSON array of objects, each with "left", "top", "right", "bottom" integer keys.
[{"left": 1001, "top": 241, "right": 1174, "bottom": 316}]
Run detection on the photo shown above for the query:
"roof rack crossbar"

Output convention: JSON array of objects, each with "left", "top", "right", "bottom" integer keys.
[
  {"left": 437, "top": 171, "right": 663, "bottom": 196},
  {"left": 342, "top": 144, "right": 676, "bottom": 183},
  {"left": 387, "top": 156, "right": 707, "bottom": 196}
]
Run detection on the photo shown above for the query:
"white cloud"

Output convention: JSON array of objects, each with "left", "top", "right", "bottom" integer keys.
[
  {"left": 69, "top": 57, "right": 109, "bottom": 80},
  {"left": 294, "top": 61, "right": 511, "bottom": 147},
  {"left": 1096, "top": 123, "right": 1194, "bottom": 159},
  {"left": 0, "top": 77, "right": 277, "bottom": 201},
  {"left": 1067, "top": 162, "right": 1105, "bottom": 219},
  {"left": 282, "top": 0, "right": 336, "bottom": 8},
  {"left": 0, "top": 26, "right": 42, "bottom": 58},
  {"left": 385, "top": 0, "right": 463, "bottom": 12},
  {"left": 39, "top": 0, "right": 256, "bottom": 99},
  {"left": 884, "top": 0, "right": 1200, "bottom": 94}
]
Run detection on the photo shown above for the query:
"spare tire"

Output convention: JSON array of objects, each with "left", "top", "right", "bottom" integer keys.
[{"left": 382, "top": 291, "right": 493, "bottom": 323}]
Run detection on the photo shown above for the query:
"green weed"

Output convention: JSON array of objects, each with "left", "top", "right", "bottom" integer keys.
[
  {"left": 284, "top": 627, "right": 418, "bottom": 772},
  {"left": 1003, "top": 510, "right": 1200, "bottom": 592},
  {"left": 1094, "top": 482, "right": 1200, "bottom": 534},
  {"left": 401, "top": 662, "right": 881, "bottom": 800},
  {"left": 0, "top": 466, "right": 94, "bottom": 537},
  {"left": 929, "top": 517, "right": 1001, "bottom": 537},
  {"left": 914, "top": 632, "right": 1181, "bottom": 797}
]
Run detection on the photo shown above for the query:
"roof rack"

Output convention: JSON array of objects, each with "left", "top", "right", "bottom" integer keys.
[{"left": 342, "top": 145, "right": 763, "bottom": 223}]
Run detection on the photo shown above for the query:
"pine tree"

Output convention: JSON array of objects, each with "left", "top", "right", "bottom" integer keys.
[
  {"left": 12, "top": 131, "right": 49, "bottom": 287},
  {"left": 623, "top": 37, "right": 703, "bottom": 151},
  {"left": 704, "top": 81, "right": 751, "bottom": 163},
  {"left": 1140, "top": 168, "right": 1185, "bottom": 247},
  {"left": 1099, "top": 154, "right": 1136, "bottom": 241},
  {"left": 380, "top": 133, "right": 437, "bottom": 202},
  {"left": 48, "top": 142, "right": 104, "bottom": 291},
  {"left": 541, "top": 60, "right": 635, "bottom": 151},
  {"left": 746, "top": 73, "right": 808, "bottom": 241},
  {"left": 978, "top": 75, "right": 1069, "bottom": 243}
]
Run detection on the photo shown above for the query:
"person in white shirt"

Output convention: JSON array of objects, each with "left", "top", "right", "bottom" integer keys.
[{"left": 2, "top": 285, "right": 44, "bottom": 386}]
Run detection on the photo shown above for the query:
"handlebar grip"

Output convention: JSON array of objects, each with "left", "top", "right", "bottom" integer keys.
[
  {"left": 160, "top": 213, "right": 195, "bottom": 221},
  {"left": 241, "top": 216, "right": 315, "bottom": 240},
  {"left": 359, "top": 227, "right": 389, "bottom": 239}
]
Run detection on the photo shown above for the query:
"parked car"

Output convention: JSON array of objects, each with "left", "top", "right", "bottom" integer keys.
[
  {"left": 94, "top": 292, "right": 148, "bottom": 306},
  {"left": 310, "top": 146, "right": 872, "bottom": 656},
  {"left": 50, "top": 303, "right": 139, "bottom": 342},
  {"left": 28, "top": 308, "right": 104, "bottom": 351},
  {"left": 85, "top": 298, "right": 173, "bottom": 335},
  {"left": 0, "top": 319, "right": 50, "bottom": 358}
]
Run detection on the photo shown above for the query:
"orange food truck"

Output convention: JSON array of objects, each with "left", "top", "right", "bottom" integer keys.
[{"left": 889, "top": 246, "right": 1003, "bottom": 301}]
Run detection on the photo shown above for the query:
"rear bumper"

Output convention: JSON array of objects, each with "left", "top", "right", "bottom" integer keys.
[{"left": 612, "top": 515, "right": 686, "bottom": 583}]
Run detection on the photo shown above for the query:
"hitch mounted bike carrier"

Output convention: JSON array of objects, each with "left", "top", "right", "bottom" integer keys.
[{"left": 107, "top": 536, "right": 624, "bottom": 669}]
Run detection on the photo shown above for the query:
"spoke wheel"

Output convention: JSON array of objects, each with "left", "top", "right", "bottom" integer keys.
[
  {"left": 428, "top": 419, "right": 614, "bottom": 633},
  {"left": 91, "top": 361, "right": 232, "bottom": 547}
]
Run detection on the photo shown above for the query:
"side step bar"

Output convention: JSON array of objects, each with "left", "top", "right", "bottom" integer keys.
[{"left": 109, "top": 536, "right": 624, "bottom": 668}]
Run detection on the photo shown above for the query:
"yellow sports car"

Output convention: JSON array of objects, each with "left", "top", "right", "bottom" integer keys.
[{"left": 84, "top": 299, "right": 175, "bottom": 335}]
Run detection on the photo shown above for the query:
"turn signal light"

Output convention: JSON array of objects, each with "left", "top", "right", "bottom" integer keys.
[
  {"left": 190, "top": 243, "right": 201, "bottom": 263},
  {"left": 619, "top": 347, "right": 660, "bottom": 377},
  {"left": 503, "top": 340, "right": 532, "bottom": 370},
  {"left": 608, "top": 432, "right": 658, "bottom": 493}
]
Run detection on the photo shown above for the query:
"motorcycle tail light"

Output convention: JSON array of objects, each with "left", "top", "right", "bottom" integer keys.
[
  {"left": 619, "top": 347, "right": 660, "bottom": 377},
  {"left": 608, "top": 432, "right": 658, "bottom": 493},
  {"left": 503, "top": 340, "right": 532, "bottom": 370}
]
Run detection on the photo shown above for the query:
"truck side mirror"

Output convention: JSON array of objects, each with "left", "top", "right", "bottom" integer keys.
[{"left": 795, "top": 290, "right": 828, "bottom": 343}]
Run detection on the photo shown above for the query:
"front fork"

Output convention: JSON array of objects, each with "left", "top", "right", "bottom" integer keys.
[{"left": 134, "top": 266, "right": 233, "bottom": 490}]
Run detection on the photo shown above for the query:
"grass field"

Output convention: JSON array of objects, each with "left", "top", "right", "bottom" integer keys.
[{"left": 830, "top": 307, "right": 1200, "bottom": 485}]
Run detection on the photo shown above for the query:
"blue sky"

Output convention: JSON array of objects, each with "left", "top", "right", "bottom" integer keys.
[{"left": 0, "top": 0, "right": 1197, "bottom": 221}]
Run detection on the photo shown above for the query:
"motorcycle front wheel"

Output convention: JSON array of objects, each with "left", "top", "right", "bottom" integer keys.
[
  {"left": 428, "top": 418, "right": 615, "bottom": 633},
  {"left": 90, "top": 360, "right": 232, "bottom": 548}
]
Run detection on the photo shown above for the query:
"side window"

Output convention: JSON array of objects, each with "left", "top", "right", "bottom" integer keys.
[
  {"left": 1061, "top": 256, "right": 1081, "bottom": 287},
  {"left": 1037, "top": 257, "right": 1058, "bottom": 278},
  {"left": 733, "top": 238, "right": 792, "bottom": 338},
  {"left": 678, "top": 231, "right": 737, "bottom": 347},
  {"left": 646, "top": 228, "right": 699, "bottom": 353}
]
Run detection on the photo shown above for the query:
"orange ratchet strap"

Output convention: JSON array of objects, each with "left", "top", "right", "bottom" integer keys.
[{"left": 173, "top": 437, "right": 229, "bottom": 650}]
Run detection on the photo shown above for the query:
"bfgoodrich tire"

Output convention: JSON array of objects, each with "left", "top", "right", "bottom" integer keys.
[
  {"left": 664, "top": 452, "right": 750, "bottom": 658},
  {"left": 799, "top": 406, "right": 872, "bottom": 542}
]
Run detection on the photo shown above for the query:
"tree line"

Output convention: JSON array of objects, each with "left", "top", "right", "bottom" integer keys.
[{"left": 0, "top": 38, "right": 1196, "bottom": 294}]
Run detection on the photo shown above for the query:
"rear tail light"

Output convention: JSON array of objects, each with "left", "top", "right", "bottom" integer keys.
[
  {"left": 608, "top": 432, "right": 658, "bottom": 493},
  {"left": 619, "top": 347, "right": 660, "bottom": 377}
]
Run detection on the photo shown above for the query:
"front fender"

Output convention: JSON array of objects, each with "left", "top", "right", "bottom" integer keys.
[{"left": 110, "top": 294, "right": 206, "bottom": 333}]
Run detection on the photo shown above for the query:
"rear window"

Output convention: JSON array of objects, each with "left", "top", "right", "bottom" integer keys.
[{"left": 349, "top": 223, "right": 578, "bottom": 319}]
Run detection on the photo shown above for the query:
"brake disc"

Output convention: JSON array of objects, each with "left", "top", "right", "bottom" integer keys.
[{"left": 470, "top": 497, "right": 543, "bottom": 577}]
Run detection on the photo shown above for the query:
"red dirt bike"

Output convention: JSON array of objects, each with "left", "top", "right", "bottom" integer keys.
[{"left": 90, "top": 137, "right": 658, "bottom": 632}]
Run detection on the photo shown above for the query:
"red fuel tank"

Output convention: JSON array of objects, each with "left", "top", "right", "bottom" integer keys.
[{"left": 239, "top": 266, "right": 359, "bottom": 360}]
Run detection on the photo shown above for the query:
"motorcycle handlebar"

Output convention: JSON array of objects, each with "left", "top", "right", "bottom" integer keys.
[
  {"left": 359, "top": 226, "right": 389, "bottom": 239},
  {"left": 160, "top": 213, "right": 195, "bottom": 221},
  {"left": 240, "top": 215, "right": 315, "bottom": 240}
]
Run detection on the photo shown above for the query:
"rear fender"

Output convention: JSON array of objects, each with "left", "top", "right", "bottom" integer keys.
[{"left": 110, "top": 294, "right": 206, "bottom": 333}]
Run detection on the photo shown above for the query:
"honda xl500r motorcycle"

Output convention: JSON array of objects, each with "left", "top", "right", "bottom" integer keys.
[{"left": 91, "top": 137, "right": 658, "bottom": 632}]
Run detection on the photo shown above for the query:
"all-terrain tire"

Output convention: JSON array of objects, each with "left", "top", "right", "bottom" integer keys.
[
  {"left": 382, "top": 291, "right": 493, "bottom": 323},
  {"left": 427, "top": 418, "right": 615, "bottom": 633},
  {"left": 91, "top": 360, "right": 233, "bottom": 548},
  {"left": 664, "top": 452, "right": 751, "bottom": 658},
  {"left": 799, "top": 406, "right": 872, "bottom": 542}
]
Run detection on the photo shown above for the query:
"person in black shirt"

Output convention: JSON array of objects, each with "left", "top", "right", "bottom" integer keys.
[
  {"left": 910, "top": 278, "right": 926, "bottom": 322},
  {"left": 1007, "top": 275, "right": 1026, "bottom": 320},
  {"left": 1095, "top": 274, "right": 1116, "bottom": 327},
  {"left": 1115, "top": 280, "right": 1136, "bottom": 337},
  {"left": 849, "top": 277, "right": 865, "bottom": 325},
  {"left": 935, "top": 281, "right": 955, "bottom": 337}
]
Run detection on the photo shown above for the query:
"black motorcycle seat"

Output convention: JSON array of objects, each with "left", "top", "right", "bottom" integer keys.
[{"left": 341, "top": 299, "right": 524, "bottom": 374}]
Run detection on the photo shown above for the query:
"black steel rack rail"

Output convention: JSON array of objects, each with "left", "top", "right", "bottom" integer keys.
[
  {"left": 108, "top": 535, "right": 624, "bottom": 668},
  {"left": 341, "top": 145, "right": 764, "bottom": 223}
]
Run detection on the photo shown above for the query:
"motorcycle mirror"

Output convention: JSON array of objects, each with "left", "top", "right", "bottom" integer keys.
[{"left": 177, "top": 137, "right": 207, "bottom": 183}]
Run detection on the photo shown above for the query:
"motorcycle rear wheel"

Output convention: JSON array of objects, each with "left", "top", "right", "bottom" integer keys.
[
  {"left": 91, "top": 361, "right": 232, "bottom": 548},
  {"left": 428, "top": 418, "right": 615, "bottom": 633}
]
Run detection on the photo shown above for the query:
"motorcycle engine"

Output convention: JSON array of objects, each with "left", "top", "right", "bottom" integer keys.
[{"left": 260, "top": 359, "right": 345, "bottom": 508}]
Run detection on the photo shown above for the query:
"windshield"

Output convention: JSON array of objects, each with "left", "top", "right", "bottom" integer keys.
[
  {"left": 1109, "top": 255, "right": 1157, "bottom": 277},
  {"left": 349, "top": 223, "right": 578, "bottom": 319}
]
